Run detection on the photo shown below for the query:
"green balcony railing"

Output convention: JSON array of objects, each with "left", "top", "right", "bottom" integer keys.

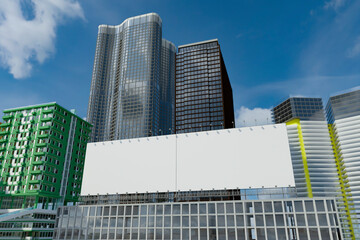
[
  {"left": 32, "top": 161, "right": 45, "bottom": 166},
  {"left": 0, "top": 131, "right": 9, "bottom": 136},
  {"left": 35, "top": 142, "right": 47, "bottom": 148},
  {"left": 42, "top": 109, "right": 54, "bottom": 114},
  {"left": 34, "top": 152, "right": 45, "bottom": 156},
  {"left": 0, "top": 122, "right": 11, "bottom": 128},
  {"left": 39, "top": 125, "right": 51, "bottom": 131},
  {"left": 37, "top": 134, "right": 49, "bottom": 138},
  {"left": 40, "top": 117, "right": 52, "bottom": 122},
  {"left": 2, "top": 115, "right": 14, "bottom": 120}
]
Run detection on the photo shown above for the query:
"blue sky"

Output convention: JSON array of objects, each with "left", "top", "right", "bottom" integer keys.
[{"left": 0, "top": 0, "right": 359, "bottom": 126}]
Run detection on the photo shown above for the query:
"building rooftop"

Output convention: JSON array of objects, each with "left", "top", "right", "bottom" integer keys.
[
  {"left": 178, "top": 39, "right": 219, "bottom": 48},
  {"left": 3, "top": 102, "right": 57, "bottom": 112}
]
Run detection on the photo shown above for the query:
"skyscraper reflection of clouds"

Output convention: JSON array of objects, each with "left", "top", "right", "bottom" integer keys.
[{"left": 87, "top": 13, "right": 175, "bottom": 142}]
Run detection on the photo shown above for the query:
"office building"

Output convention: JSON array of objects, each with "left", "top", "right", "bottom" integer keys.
[
  {"left": 272, "top": 98, "right": 339, "bottom": 198},
  {"left": 273, "top": 96, "right": 356, "bottom": 239},
  {"left": 53, "top": 188, "right": 342, "bottom": 240},
  {"left": 0, "top": 103, "right": 91, "bottom": 239},
  {"left": 272, "top": 97, "right": 324, "bottom": 124},
  {"left": 87, "top": 13, "right": 176, "bottom": 142},
  {"left": 175, "top": 39, "right": 234, "bottom": 133},
  {"left": 326, "top": 89, "right": 360, "bottom": 239},
  {"left": 159, "top": 39, "right": 176, "bottom": 135},
  {"left": 64, "top": 120, "right": 346, "bottom": 239}
]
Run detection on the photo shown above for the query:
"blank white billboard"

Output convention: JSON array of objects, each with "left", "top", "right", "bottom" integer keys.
[{"left": 81, "top": 124, "right": 295, "bottom": 195}]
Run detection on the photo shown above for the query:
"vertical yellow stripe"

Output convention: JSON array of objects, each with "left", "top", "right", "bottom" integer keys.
[
  {"left": 329, "top": 124, "right": 355, "bottom": 240},
  {"left": 287, "top": 119, "right": 313, "bottom": 198}
]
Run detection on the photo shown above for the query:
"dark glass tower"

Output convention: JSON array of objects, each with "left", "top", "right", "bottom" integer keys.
[
  {"left": 272, "top": 97, "right": 325, "bottom": 123},
  {"left": 326, "top": 89, "right": 360, "bottom": 123},
  {"left": 159, "top": 39, "right": 176, "bottom": 135},
  {"left": 175, "top": 39, "right": 234, "bottom": 133},
  {"left": 87, "top": 13, "right": 175, "bottom": 142}
]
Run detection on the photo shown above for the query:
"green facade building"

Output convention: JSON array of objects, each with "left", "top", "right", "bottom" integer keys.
[{"left": 0, "top": 103, "right": 91, "bottom": 239}]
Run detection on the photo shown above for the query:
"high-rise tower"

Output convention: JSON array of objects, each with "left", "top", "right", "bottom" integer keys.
[
  {"left": 87, "top": 13, "right": 175, "bottom": 142},
  {"left": 175, "top": 39, "right": 234, "bottom": 133},
  {"left": 159, "top": 39, "right": 176, "bottom": 135},
  {"left": 326, "top": 89, "right": 360, "bottom": 239}
]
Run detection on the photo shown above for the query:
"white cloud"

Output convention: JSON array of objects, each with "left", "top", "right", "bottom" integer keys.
[
  {"left": 235, "top": 33, "right": 243, "bottom": 39},
  {"left": 324, "top": 0, "right": 347, "bottom": 10},
  {"left": 296, "top": 0, "right": 360, "bottom": 77},
  {"left": 350, "top": 85, "right": 360, "bottom": 91},
  {"left": 332, "top": 85, "right": 360, "bottom": 96},
  {"left": 0, "top": 0, "right": 84, "bottom": 79},
  {"left": 348, "top": 36, "right": 360, "bottom": 57},
  {"left": 289, "top": 94, "right": 308, "bottom": 98},
  {"left": 235, "top": 106, "right": 272, "bottom": 128}
]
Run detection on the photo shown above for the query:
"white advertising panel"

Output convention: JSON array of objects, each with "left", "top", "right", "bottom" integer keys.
[{"left": 81, "top": 124, "right": 295, "bottom": 195}]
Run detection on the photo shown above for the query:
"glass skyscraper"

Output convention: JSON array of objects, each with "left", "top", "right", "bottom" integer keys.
[
  {"left": 326, "top": 88, "right": 360, "bottom": 123},
  {"left": 87, "top": 13, "right": 175, "bottom": 142},
  {"left": 159, "top": 39, "right": 176, "bottom": 135},
  {"left": 326, "top": 89, "right": 360, "bottom": 239},
  {"left": 175, "top": 39, "right": 234, "bottom": 133}
]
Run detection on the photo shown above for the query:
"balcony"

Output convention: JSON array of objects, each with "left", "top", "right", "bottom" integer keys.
[
  {"left": 37, "top": 134, "right": 49, "bottom": 139},
  {"left": 32, "top": 160, "right": 45, "bottom": 165},
  {"left": 30, "top": 170, "right": 42, "bottom": 174},
  {"left": 42, "top": 109, "right": 54, "bottom": 114},
  {"left": 40, "top": 117, "right": 52, "bottom": 122},
  {"left": 34, "top": 151, "right": 45, "bottom": 156},
  {"left": 0, "top": 130, "right": 9, "bottom": 136},
  {"left": 39, "top": 125, "right": 50, "bottom": 131},
  {"left": 0, "top": 122, "right": 11, "bottom": 128},
  {"left": 28, "top": 180, "right": 40, "bottom": 184},
  {"left": 2, "top": 115, "right": 14, "bottom": 120},
  {"left": 0, "top": 138, "right": 8, "bottom": 143},
  {"left": 35, "top": 142, "right": 47, "bottom": 148}
]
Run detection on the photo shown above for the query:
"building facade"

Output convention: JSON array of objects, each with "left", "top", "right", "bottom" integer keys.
[
  {"left": 175, "top": 39, "right": 234, "bottom": 133},
  {"left": 87, "top": 13, "right": 176, "bottom": 142},
  {"left": 326, "top": 89, "right": 360, "bottom": 239},
  {"left": 0, "top": 208, "right": 56, "bottom": 239},
  {"left": 272, "top": 98, "right": 345, "bottom": 238},
  {"left": 0, "top": 103, "right": 91, "bottom": 239},
  {"left": 272, "top": 97, "right": 325, "bottom": 124},
  {"left": 272, "top": 98, "right": 339, "bottom": 199},
  {"left": 273, "top": 96, "right": 358, "bottom": 239},
  {"left": 159, "top": 39, "right": 176, "bottom": 135},
  {"left": 53, "top": 188, "right": 342, "bottom": 240}
]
